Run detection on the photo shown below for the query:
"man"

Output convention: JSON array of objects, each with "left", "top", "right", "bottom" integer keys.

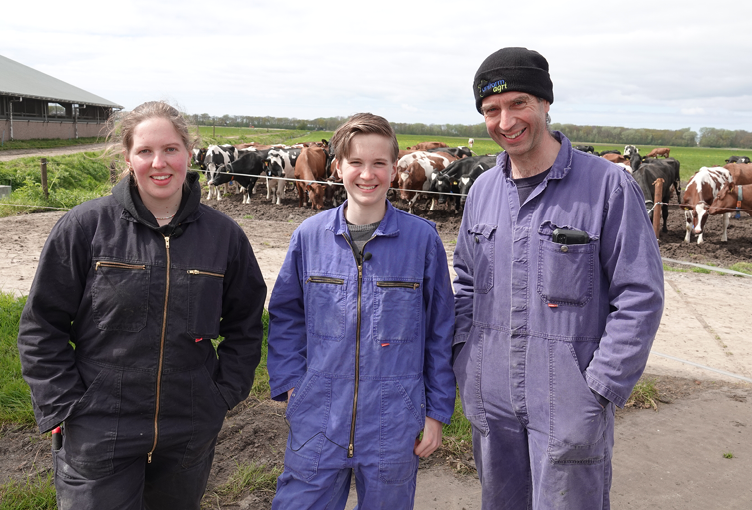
[{"left": 452, "top": 47, "right": 664, "bottom": 509}]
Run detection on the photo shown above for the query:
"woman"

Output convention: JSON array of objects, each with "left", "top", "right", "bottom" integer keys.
[{"left": 17, "top": 101, "right": 267, "bottom": 509}]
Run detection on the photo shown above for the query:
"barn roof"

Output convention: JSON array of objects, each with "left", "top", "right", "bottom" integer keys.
[{"left": 0, "top": 54, "right": 122, "bottom": 109}]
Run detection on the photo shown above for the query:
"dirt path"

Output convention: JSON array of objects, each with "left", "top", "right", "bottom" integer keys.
[{"left": 0, "top": 143, "right": 107, "bottom": 162}]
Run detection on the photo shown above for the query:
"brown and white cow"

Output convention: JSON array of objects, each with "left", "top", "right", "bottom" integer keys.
[
  {"left": 645, "top": 147, "right": 670, "bottom": 158},
  {"left": 294, "top": 146, "right": 329, "bottom": 209},
  {"left": 406, "top": 141, "right": 448, "bottom": 151},
  {"left": 398, "top": 152, "right": 457, "bottom": 213},
  {"left": 601, "top": 153, "right": 628, "bottom": 164},
  {"left": 680, "top": 167, "right": 733, "bottom": 244},
  {"left": 708, "top": 183, "right": 752, "bottom": 227},
  {"left": 722, "top": 163, "right": 752, "bottom": 186}
]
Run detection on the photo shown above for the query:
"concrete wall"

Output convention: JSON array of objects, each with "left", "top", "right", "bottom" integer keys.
[{"left": 0, "top": 119, "right": 108, "bottom": 141}]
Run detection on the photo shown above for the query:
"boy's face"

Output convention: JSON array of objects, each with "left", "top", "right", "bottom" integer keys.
[{"left": 337, "top": 133, "right": 397, "bottom": 219}]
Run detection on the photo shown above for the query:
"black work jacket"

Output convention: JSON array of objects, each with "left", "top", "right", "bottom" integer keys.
[{"left": 17, "top": 172, "right": 266, "bottom": 462}]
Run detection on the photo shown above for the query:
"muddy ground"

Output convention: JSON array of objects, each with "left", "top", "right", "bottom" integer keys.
[{"left": 1, "top": 177, "right": 751, "bottom": 509}]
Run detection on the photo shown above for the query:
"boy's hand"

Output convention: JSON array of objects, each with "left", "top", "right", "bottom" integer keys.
[{"left": 413, "top": 417, "right": 443, "bottom": 458}]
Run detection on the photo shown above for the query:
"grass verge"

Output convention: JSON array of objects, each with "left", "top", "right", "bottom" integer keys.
[
  {"left": 0, "top": 470, "right": 56, "bottom": 510},
  {"left": 0, "top": 293, "right": 35, "bottom": 426},
  {"left": 207, "top": 462, "right": 281, "bottom": 503},
  {"left": 626, "top": 378, "right": 659, "bottom": 410}
]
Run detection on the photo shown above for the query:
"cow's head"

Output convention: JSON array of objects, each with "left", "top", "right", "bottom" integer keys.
[{"left": 306, "top": 182, "right": 327, "bottom": 210}]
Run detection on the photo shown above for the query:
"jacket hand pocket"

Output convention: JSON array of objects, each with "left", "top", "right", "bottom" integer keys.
[{"left": 187, "top": 269, "right": 224, "bottom": 339}]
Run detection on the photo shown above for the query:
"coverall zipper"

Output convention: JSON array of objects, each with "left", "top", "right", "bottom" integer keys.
[
  {"left": 148, "top": 235, "right": 171, "bottom": 463},
  {"left": 341, "top": 234, "right": 374, "bottom": 458}
]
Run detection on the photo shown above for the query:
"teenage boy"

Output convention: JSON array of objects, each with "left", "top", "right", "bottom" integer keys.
[{"left": 268, "top": 113, "right": 456, "bottom": 509}]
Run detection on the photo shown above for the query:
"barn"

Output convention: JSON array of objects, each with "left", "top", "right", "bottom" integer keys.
[{"left": 0, "top": 54, "right": 122, "bottom": 141}]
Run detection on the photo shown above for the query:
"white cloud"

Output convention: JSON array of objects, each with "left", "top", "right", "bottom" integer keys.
[{"left": 2, "top": 0, "right": 752, "bottom": 131}]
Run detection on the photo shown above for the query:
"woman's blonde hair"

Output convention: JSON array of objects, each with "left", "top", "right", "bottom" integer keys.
[{"left": 104, "top": 101, "right": 198, "bottom": 181}]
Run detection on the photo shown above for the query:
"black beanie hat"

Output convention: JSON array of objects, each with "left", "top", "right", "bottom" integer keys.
[{"left": 473, "top": 47, "right": 554, "bottom": 113}]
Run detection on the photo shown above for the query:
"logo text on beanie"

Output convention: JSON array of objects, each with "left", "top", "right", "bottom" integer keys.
[{"left": 479, "top": 80, "right": 507, "bottom": 97}]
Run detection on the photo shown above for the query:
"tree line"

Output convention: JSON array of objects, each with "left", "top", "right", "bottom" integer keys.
[{"left": 186, "top": 113, "right": 752, "bottom": 148}]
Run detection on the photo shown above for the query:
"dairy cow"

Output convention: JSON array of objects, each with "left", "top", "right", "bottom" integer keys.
[
  {"left": 398, "top": 152, "right": 456, "bottom": 213},
  {"left": 294, "top": 146, "right": 329, "bottom": 209},
  {"left": 204, "top": 145, "right": 239, "bottom": 200},
  {"left": 208, "top": 151, "right": 266, "bottom": 205},
  {"left": 266, "top": 148, "right": 302, "bottom": 205},
  {"left": 680, "top": 167, "right": 733, "bottom": 244},
  {"left": 430, "top": 155, "right": 497, "bottom": 211}
]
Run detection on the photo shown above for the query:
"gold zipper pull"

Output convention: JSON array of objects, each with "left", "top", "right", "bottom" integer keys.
[
  {"left": 147, "top": 452, "right": 152, "bottom": 464},
  {"left": 164, "top": 236, "right": 170, "bottom": 249},
  {"left": 348, "top": 444, "right": 354, "bottom": 458}
]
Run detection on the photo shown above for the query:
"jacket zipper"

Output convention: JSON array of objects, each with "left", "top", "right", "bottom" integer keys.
[
  {"left": 95, "top": 261, "right": 146, "bottom": 271},
  {"left": 376, "top": 281, "right": 420, "bottom": 290},
  {"left": 148, "top": 235, "right": 171, "bottom": 463},
  {"left": 187, "top": 269, "right": 225, "bottom": 278},
  {"left": 341, "top": 234, "right": 373, "bottom": 458}
]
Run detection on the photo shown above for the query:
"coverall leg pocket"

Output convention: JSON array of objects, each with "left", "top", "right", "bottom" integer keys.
[
  {"left": 283, "top": 373, "right": 331, "bottom": 481},
  {"left": 379, "top": 380, "right": 423, "bottom": 485},
  {"left": 453, "top": 329, "right": 490, "bottom": 436},
  {"left": 548, "top": 341, "right": 608, "bottom": 464}
]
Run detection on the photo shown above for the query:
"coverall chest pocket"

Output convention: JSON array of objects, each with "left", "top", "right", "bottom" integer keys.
[
  {"left": 91, "top": 260, "right": 150, "bottom": 332},
  {"left": 537, "top": 239, "right": 595, "bottom": 307},
  {"left": 305, "top": 276, "right": 346, "bottom": 341},
  {"left": 373, "top": 280, "right": 422, "bottom": 344},
  {"left": 187, "top": 269, "right": 225, "bottom": 340},
  {"left": 468, "top": 224, "right": 496, "bottom": 294}
]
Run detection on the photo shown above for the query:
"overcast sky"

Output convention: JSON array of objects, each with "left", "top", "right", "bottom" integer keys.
[{"left": 3, "top": 0, "right": 750, "bottom": 134}]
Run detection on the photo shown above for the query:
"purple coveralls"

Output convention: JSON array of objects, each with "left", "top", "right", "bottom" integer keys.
[
  {"left": 267, "top": 201, "right": 456, "bottom": 510},
  {"left": 453, "top": 132, "right": 664, "bottom": 509}
]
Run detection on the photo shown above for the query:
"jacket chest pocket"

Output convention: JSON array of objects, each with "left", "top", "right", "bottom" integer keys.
[
  {"left": 91, "top": 261, "right": 150, "bottom": 332},
  {"left": 373, "top": 280, "right": 422, "bottom": 344},
  {"left": 305, "top": 276, "right": 346, "bottom": 341},
  {"left": 537, "top": 239, "right": 595, "bottom": 306},
  {"left": 468, "top": 224, "right": 496, "bottom": 294},
  {"left": 187, "top": 269, "right": 225, "bottom": 339}
]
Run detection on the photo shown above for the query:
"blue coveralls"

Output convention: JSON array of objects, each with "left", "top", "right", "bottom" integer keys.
[
  {"left": 452, "top": 133, "right": 664, "bottom": 509},
  {"left": 268, "top": 201, "right": 456, "bottom": 510}
]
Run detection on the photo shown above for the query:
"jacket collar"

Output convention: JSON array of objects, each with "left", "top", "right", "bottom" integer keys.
[
  {"left": 112, "top": 171, "right": 203, "bottom": 233},
  {"left": 497, "top": 130, "right": 574, "bottom": 182},
  {"left": 329, "top": 199, "right": 400, "bottom": 238}
]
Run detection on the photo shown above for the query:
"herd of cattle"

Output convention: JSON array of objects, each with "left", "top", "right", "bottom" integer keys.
[
  {"left": 192, "top": 140, "right": 752, "bottom": 245},
  {"left": 191, "top": 140, "right": 495, "bottom": 214},
  {"left": 574, "top": 144, "right": 752, "bottom": 244}
]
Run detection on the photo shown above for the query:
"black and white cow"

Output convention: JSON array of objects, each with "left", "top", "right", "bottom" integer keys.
[
  {"left": 208, "top": 151, "right": 266, "bottom": 205},
  {"left": 726, "top": 155, "right": 751, "bottom": 164},
  {"left": 623, "top": 145, "right": 639, "bottom": 158},
  {"left": 192, "top": 148, "right": 208, "bottom": 170},
  {"left": 204, "top": 145, "right": 239, "bottom": 200},
  {"left": 457, "top": 156, "right": 497, "bottom": 206},
  {"left": 429, "top": 155, "right": 497, "bottom": 211},
  {"left": 266, "top": 148, "right": 302, "bottom": 205},
  {"left": 574, "top": 145, "right": 595, "bottom": 154},
  {"left": 427, "top": 146, "right": 473, "bottom": 159}
]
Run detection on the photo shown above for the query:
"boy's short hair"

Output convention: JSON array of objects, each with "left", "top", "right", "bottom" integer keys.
[{"left": 330, "top": 113, "right": 399, "bottom": 163}]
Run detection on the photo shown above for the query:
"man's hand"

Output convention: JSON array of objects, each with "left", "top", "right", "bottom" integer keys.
[
  {"left": 413, "top": 417, "right": 443, "bottom": 458},
  {"left": 287, "top": 388, "right": 294, "bottom": 401}
]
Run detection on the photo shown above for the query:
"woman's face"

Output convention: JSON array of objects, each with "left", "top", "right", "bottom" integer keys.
[{"left": 125, "top": 117, "right": 190, "bottom": 208}]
